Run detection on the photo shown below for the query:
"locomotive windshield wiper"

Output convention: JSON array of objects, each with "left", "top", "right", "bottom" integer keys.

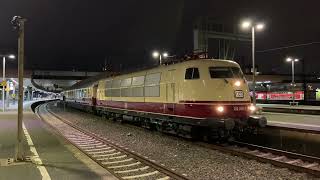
[{"left": 224, "top": 78, "right": 229, "bottom": 84}]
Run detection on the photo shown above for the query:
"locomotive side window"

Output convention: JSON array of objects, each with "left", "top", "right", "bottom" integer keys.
[
  {"left": 132, "top": 76, "right": 145, "bottom": 97},
  {"left": 112, "top": 80, "right": 121, "bottom": 88},
  {"left": 105, "top": 80, "right": 112, "bottom": 88},
  {"left": 209, "top": 67, "right": 243, "bottom": 78},
  {"left": 132, "top": 76, "right": 144, "bottom": 86},
  {"left": 185, "top": 68, "right": 200, "bottom": 79},
  {"left": 145, "top": 73, "right": 161, "bottom": 85},
  {"left": 145, "top": 73, "right": 161, "bottom": 97},
  {"left": 121, "top": 78, "right": 132, "bottom": 87}
]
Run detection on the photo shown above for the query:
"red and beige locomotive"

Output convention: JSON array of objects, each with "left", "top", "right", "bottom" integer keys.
[{"left": 63, "top": 59, "right": 267, "bottom": 139}]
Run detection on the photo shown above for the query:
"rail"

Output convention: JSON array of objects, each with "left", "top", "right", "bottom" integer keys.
[{"left": 36, "top": 102, "right": 189, "bottom": 180}]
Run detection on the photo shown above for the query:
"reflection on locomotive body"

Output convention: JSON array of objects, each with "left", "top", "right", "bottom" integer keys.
[{"left": 63, "top": 59, "right": 267, "bottom": 139}]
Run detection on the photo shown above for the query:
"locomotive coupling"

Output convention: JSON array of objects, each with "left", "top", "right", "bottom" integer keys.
[{"left": 247, "top": 116, "right": 267, "bottom": 128}]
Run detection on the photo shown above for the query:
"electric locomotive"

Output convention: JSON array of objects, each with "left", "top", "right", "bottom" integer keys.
[{"left": 63, "top": 59, "right": 267, "bottom": 139}]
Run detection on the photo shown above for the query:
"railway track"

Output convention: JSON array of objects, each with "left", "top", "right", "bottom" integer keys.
[
  {"left": 36, "top": 103, "right": 189, "bottom": 180},
  {"left": 198, "top": 141, "right": 320, "bottom": 177},
  {"left": 37, "top": 101, "right": 320, "bottom": 178}
]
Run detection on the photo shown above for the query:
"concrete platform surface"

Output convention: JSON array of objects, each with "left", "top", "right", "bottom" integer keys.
[
  {"left": 0, "top": 100, "right": 117, "bottom": 180},
  {"left": 258, "top": 103, "right": 320, "bottom": 115},
  {"left": 258, "top": 103, "right": 320, "bottom": 110},
  {"left": 262, "top": 111, "right": 320, "bottom": 132}
]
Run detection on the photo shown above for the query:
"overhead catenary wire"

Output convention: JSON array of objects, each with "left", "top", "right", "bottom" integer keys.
[{"left": 257, "top": 42, "right": 320, "bottom": 53}]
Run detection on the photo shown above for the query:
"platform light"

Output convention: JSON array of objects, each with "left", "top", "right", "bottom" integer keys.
[
  {"left": 162, "top": 52, "right": 168, "bottom": 58},
  {"left": 256, "top": 23, "right": 265, "bottom": 30},
  {"left": 217, "top": 106, "right": 224, "bottom": 113},
  {"left": 152, "top": 51, "right": 159, "bottom": 58},
  {"left": 234, "top": 81, "right": 241, "bottom": 87},
  {"left": 8, "top": 54, "right": 16, "bottom": 59},
  {"left": 241, "top": 21, "right": 251, "bottom": 29},
  {"left": 240, "top": 18, "right": 265, "bottom": 106}
]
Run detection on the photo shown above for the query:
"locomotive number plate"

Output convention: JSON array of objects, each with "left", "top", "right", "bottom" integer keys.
[
  {"left": 234, "top": 90, "right": 244, "bottom": 98},
  {"left": 233, "top": 106, "right": 246, "bottom": 111}
]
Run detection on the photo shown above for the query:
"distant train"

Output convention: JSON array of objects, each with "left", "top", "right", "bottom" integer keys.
[{"left": 63, "top": 59, "right": 267, "bottom": 139}]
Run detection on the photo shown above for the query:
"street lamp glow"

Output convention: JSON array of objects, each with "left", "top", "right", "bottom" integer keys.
[
  {"left": 256, "top": 23, "right": 265, "bottom": 30},
  {"left": 152, "top": 51, "right": 159, "bottom": 58},
  {"left": 241, "top": 21, "right": 252, "bottom": 29},
  {"left": 8, "top": 54, "right": 15, "bottom": 59},
  {"left": 240, "top": 18, "right": 266, "bottom": 106},
  {"left": 162, "top": 52, "right": 168, "bottom": 58},
  {"left": 285, "top": 56, "right": 299, "bottom": 105},
  {"left": 286, "top": 57, "right": 292, "bottom": 62}
]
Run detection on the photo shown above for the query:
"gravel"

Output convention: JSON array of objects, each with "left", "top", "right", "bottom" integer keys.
[{"left": 48, "top": 103, "right": 318, "bottom": 180}]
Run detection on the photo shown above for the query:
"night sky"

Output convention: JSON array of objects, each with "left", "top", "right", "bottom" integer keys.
[{"left": 0, "top": 0, "right": 319, "bottom": 74}]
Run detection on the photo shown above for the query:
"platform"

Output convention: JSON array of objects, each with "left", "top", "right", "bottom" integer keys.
[
  {"left": 257, "top": 103, "right": 320, "bottom": 115},
  {"left": 0, "top": 100, "right": 117, "bottom": 180},
  {"left": 261, "top": 111, "right": 320, "bottom": 132}
]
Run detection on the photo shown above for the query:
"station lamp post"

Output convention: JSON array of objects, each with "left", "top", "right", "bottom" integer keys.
[
  {"left": 241, "top": 19, "right": 265, "bottom": 106},
  {"left": 11, "top": 15, "right": 26, "bottom": 161},
  {"left": 286, "top": 57, "right": 299, "bottom": 105},
  {"left": 0, "top": 54, "right": 15, "bottom": 112},
  {"left": 152, "top": 51, "right": 168, "bottom": 65}
]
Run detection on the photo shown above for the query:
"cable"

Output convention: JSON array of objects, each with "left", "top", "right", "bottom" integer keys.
[{"left": 257, "top": 42, "right": 320, "bottom": 53}]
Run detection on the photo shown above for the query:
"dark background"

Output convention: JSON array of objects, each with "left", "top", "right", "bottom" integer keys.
[{"left": 0, "top": 0, "right": 319, "bottom": 74}]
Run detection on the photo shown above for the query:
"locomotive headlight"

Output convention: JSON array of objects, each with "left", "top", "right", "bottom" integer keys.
[
  {"left": 217, "top": 106, "right": 224, "bottom": 113},
  {"left": 248, "top": 105, "right": 256, "bottom": 112},
  {"left": 234, "top": 81, "right": 241, "bottom": 87}
]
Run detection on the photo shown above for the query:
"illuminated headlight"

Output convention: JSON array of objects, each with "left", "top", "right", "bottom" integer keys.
[
  {"left": 234, "top": 81, "right": 241, "bottom": 87},
  {"left": 217, "top": 106, "right": 224, "bottom": 113},
  {"left": 248, "top": 105, "right": 256, "bottom": 112}
]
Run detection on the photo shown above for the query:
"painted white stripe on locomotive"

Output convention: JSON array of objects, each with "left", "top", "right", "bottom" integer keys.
[
  {"left": 114, "top": 166, "right": 149, "bottom": 174},
  {"left": 121, "top": 170, "right": 159, "bottom": 179}
]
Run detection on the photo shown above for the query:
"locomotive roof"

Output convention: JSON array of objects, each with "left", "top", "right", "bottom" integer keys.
[{"left": 65, "top": 59, "right": 240, "bottom": 91}]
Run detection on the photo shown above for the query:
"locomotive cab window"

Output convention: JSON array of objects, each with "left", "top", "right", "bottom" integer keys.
[
  {"left": 209, "top": 67, "right": 243, "bottom": 78},
  {"left": 185, "top": 68, "right": 200, "bottom": 79}
]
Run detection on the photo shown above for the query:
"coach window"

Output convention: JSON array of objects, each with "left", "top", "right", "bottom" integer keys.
[{"left": 185, "top": 68, "right": 200, "bottom": 79}]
